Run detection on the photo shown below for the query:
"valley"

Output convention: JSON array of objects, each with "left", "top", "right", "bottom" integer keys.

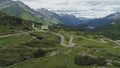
[
  {"left": 0, "top": 0, "right": 120, "bottom": 68},
  {"left": 0, "top": 23, "right": 120, "bottom": 68}
]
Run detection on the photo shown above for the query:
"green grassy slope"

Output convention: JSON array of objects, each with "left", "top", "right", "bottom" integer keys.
[
  {"left": 0, "top": 13, "right": 119, "bottom": 68},
  {"left": 0, "top": 31, "right": 60, "bottom": 68},
  {"left": 6, "top": 35, "right": 119, "bottom": 68},
  {"left": 0, "top": 11, "right": 41, "bottom": 35},
  {"left": 1, "top": 4, "right": 45, "bottom": 24},
  {"left": 0, "top": 28, "right": 118, "bottom": 68},
  {"left": 97, "top": 19, "right": 120, "bottom": 40}
]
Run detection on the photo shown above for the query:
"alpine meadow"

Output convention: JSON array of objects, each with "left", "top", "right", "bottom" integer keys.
[{"left": 0, "top": 0, "right": 120, "bottom": 68}]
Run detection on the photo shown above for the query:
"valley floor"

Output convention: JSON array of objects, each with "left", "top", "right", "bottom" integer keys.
[{"left": 0, "top": 26, "right": 120, "bottom": 68}]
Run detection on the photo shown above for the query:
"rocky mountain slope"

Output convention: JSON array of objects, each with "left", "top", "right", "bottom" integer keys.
[
  {"left": 0, "top": 0, "right": 61, "bottom": 25},
  {"left": 0, "top": 11, "right": 39, "bottom": 35},
  {"left": 97, "top": 19, "right": 120, "bottom": 40},
  {"left": 86, "top": 12, "right": 120, "bottom": 28}
]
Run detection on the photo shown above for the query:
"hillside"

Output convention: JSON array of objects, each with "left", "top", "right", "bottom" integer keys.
[
  {"left": 0, "top": 0, "right": 45, "bottom": 24},
  {"left": 86, "top": 12, "right": 120, "bottom": 28},
  {"left": 0, "top": 0, "right": 120, "bottom": 68},
  {"left": 0, "top": 16, "right": 119, "bottom": 67},
  {"left": 88, "top": 12, "right": 120, "bottom": 40},
  {"left": 0, "top": 27, "right": 119, "bottom": 68},
  {"left": 0, "top": 11, "right": 40, "bottom": 35},
  {"left": 36, "top": 8, "right": 61, "bottom": 25},
  {"left": 97, "top": 19, "right": 120, "bottom": 40},
  {"left": 0, "top": 0, "right": 61, "bottom": 25}
]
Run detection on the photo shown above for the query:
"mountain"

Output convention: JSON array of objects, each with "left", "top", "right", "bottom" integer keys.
[
  {"left": 37, "top": 8, "right": 91, "bottom": 27},
  {"left": 97, "top": 19, "right": 120, "bottom": 40},
  {"left": 0, "top": 0, "right": 13, "bottom": 10},
  {"left": 91, "top": 12, "right": 120, "bottom": 40},
  {"left": 53, "top": 12, "right": 120, "bottom": 29},
  {"left": 0, "top": 0, "right": 94, "bottom": 27},
  {"left": 36, "top": 8, "right": 61, "bottom": 25},
  {"left": 86, "top": 12, "right": 120, "bottom": 28},
  {"left": 56, "top": 14, "right": 91, "bottom": 28},
  {"left": 58, "top": 14, "right": 81, "bottom": 26},
  {"left": 106, "top": 12, "right": 120, "bottom": 19},
  {"left": 0, "top": 0, "right": 45, "bottom": 24},
  {"left": 86, "top": 18, "right": 112, "bottom": 28},
  {"left": 0, "top": 0, "right": 61, "bottom": 25}
]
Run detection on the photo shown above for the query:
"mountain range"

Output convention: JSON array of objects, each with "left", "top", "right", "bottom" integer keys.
[
  {"left": 0, "top": 0, "right": 97, "bottom": 27},
  {"left": 96, "top": 14, "right": 120, "bottom": 40},
  {"left": 1, "top": 0, "right": 120, "bottom": 40},
  {"left": 0, "top": 0, "right": 61, "bottom": 25},
  {"left": 86, "top": 12, "right": 120, "bottom": 28},
  {"left": 1, "top": 0, "right": 120, "bottom": 27}
]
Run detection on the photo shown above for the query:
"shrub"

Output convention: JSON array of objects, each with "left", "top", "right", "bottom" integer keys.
[
  {"left": 36, "top": 36, "right": 44, "bottom": 40},
  {"left": 0, "top": 59, "right": 15, "bottom": 66},
  {"left": 95, "top": 58, "right": 107, "bottom": 66},
  {"left": 55, "top": 65, "right": 68, "bottom": 68},
  {"left": 111, "top": 61, "right": 120, "bottom": 67},
  {"left": 32, "top": 49, "right": 46, "bottom": 58},
  {"left": 74, "top": 56, "right": 95, "bottom": 65},
  {"left": 74, "top": 55, "right": 107, "bottom": 66}
]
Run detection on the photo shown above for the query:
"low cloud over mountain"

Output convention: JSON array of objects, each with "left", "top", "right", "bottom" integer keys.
[{"left": 13, "top": 0, "right": 120, "bottom": 18}]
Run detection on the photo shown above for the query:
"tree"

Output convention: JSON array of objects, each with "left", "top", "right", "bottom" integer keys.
[
  {"left": 32, "top": 49, "right": 45, "bottom": 58},
  {"left": 95, "top": 58, "right": 107, "bottom": 66},
  {"left": 111, "top": 61, "right": 120, "bottom": 67},
  {"left": 74, "top": 56, "right": 95, "bottom": 65}
]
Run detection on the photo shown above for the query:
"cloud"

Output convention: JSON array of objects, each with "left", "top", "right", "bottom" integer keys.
[{"left": 13, "top": 0, "right": 120, "bottom": 18}]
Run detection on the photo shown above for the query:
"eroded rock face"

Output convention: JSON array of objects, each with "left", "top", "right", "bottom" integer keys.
[
  {"left": 0, "top": 0, "right": 11, "bottom": 3},
  {"left": 0, "top": 0, "right": 14, "bottom": 10}
]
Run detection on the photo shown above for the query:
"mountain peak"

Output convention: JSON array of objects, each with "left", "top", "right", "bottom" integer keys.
[
  {"left": 36, "top": 8, "right": 54, "bottom": 17},
  {"left": 0, "top": 0, "right": 12, "bottom": 3},
  {"left": 36, "top": 8, "right": 52, "bottom": 14},
  {"left": 106, "top": 12, "right": 120, "bottom": 19},
  {"left": 0, "top": 0, "right": 14, "bottom": 10},
  {"left": 15, "top": 0, "right": 24, "bottom": 5}
]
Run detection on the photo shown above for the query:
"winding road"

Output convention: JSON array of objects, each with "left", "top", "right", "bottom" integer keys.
[
  {"left": 105, "top": 38, "right": 120, "bottom": 46},
  {"left": 0, "top": 23, "right": 118, "bottom": 47},
  {"left": 0, "top": 24, "right": 75, "bottom": 47},
  {"left": 100, "top": 39, "right": 107, "bottom": 43},
  {"left": 0, "top": 31, "right": 34, "bottom": 38},
  {"left": 64, "top": 34, "right": 102, "bottom": 43},
  {"left": 32, "top": 23, "right": 75, "bottom": 47}
]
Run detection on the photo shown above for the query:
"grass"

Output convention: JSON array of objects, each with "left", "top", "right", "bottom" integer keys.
[
  {"left": 0, "top": 29, "right": 119, "bottom": 68},
  {"left": 0, "top": 31, "right": 61, "bottom": 67},
  {"left": 0, "top": 26, "right": 14, "bottom": 35},
  {"left": 7, "top": 45, "right": 118, "bottom": 68},
  {"left": 0, "top": 35, "right": 31, "bottom": 47},
  {"left": 7, "top": 42, "right": 118, "bottom": 68}
]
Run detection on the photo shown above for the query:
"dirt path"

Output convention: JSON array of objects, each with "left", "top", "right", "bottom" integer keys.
[
  {"left": 73, "top": 35, "right": 102, "bottom": 43},
  {"left": 100, "top": 39, "right": 107, "bottom": 43},
  {"left": 69, "top": 36, "right": 75, "bottom": 47},
  {"left": 50, "top": 32, "right": 75, "bottom": 47},
  {"left": 105, "top": 38, "right": 120, "bottom": 46},
  {"left": 0, "top": 24, "right": 73, "bottom": 47},
  {"left": 1, "top": 23, "right": 116, "bottom": 47},
  {"left": 0, "top": 31, "right": 34, "bottom": 38}
]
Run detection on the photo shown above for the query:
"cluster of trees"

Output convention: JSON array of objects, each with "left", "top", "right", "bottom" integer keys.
[
  {"left": 0, "top": 11, "right": 40, "bottom": 36},
  {"left": 111, "top": 61, "right": 120, "bottom": 67},
  {"left": 98, "top": 20, "right": 120, "bottom": 40},
  {"left": 74, "top": 55, "right": 107, "bottom": 66},
  {"left": 0, "top": 12, "right": 33, "bottom": 29},
  {"left": 32, "top": 49, "right": 46, "bottom": 58},
  {"left": 0, "top": 48, "right": 46, "bottom": 67},
  {"left": 28, "top": 32, "right": 59, "bottom": 47},
  {"left": 0, "top": 32, "right": 59, "bottom": 67}
]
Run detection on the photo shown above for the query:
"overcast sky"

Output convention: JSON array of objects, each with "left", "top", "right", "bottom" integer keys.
[{"left": 13, "top": 0, "right": 120, "bottom": 18}]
